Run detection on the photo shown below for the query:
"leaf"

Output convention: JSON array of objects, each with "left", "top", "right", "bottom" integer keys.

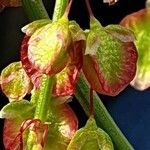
[
  {"left": 83, "top": 17, "right": 137, "bottom": 96},
  {"left": 0, "top": 62, "right": 32, "bottom": 101},
  {"left": 0, "top": 0, "right": 21, "bottom": 7},
  {"left": 120, "top": 8, "right": 150, "bottom": 90},
  {"left": 22, "top": 19, "right": 52, "bottom": 36},
  {"left": 52, "top": 21, "right": 86, "bottom": 96},
  {"left": 67, "top": 117, "right": 114, "bottom": 150},
  {"left": 28, "top": 16, "right": 71, "bottom": 76}
]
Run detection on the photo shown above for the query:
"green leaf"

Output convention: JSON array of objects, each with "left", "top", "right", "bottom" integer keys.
[
  {"left": 120, "top": 8, "right": 150, "bottom": 90},
  {"left": 0, "top": 100, "right": 35, "bottom": 119},
  {"left": 0, "top": 62, "right": 32, "bottom": 101},
  {"left": 22, "top": 19, "right": 51, "bottom": 36},
  {"left": 67, "top": 117, "right": 114, "bottom": 150},
  {"left": 83, "top": 17, "right": 137, "bottom": 96},
  {"left": 28, "top": 16, "right": 71, "bottom": 75}
]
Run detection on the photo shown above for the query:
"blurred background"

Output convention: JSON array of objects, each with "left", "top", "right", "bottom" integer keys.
[{"left": 0, "top": 0, "right": 150, "bottom": 149}]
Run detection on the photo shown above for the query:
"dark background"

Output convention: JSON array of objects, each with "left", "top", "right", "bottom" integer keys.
[{"left": 0, "top": 0, "right": 150, "bottom": 149}]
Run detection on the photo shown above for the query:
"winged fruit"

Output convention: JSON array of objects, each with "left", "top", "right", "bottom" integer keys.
[
  {"left": 120, "top": 7, "right": 150, "bottom": 90},
  {"left": 83, "top": 17, "right": 137, "bottom": 96}
]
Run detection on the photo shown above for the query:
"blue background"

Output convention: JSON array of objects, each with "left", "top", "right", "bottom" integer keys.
[{"left": 0, "top": 0, "right": 150, "bottom": 149}]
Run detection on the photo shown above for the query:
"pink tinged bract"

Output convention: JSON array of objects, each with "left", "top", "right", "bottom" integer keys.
[
  {"left": 120, "top": 8, "right": 150, "bottom": 90},
  {"left": 53, "top": 40, "right": 85, "bottom": 96},
  {"left": 52, "top": 21, "right": 86, "bottom": 96},
  {"left": 21, "top": 36, "right": 42, "bottom": 88},
  {"left": 27, "top": 16, "right": 71, "bottom": 76},
  {"left": 83, "top": 17, "right": 137, "bottom": 96},
  {"left": 0, "top": 62, "right": 32, "bottom": 101}
]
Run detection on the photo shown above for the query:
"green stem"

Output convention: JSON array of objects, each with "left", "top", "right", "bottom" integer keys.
[
  {"left": 27, "top": 76, "right": 53, "bottom": 150},
  {"left": 34, "top": 76, "right": 53, "bottom": 122},
  {"left": 22, "top": 0, "right": 49, "bottom": 21},
  {"left": 75, "top": 74, "right": 134, "bottom": 150},
  {"left": 22, "top": 0, "right": 67, "bottom": 149},
  {"left": 52, "top": 0, "right": 68, "bottom": 22}
]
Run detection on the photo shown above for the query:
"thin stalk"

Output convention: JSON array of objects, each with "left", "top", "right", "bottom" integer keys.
[
  {"left": 85, "top": 0, "right": 94, "bottom": 16},
  {"left": 64, "top": 0, "right": 73, "bottom": 17},
  {"left": 75, "top": 74, "right": 134, "bottom": 150},
  {"left": 52, "top": 0, "right": 68, "bottom": 22}
]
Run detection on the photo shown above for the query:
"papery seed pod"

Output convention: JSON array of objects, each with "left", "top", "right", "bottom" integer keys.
[
  {"left": 21, "top": 36, "right": 42, "bottom": 88},
  {"left": 120, "top": 8, "right": 150, "bottom": 91},
  {"left": 27, "top": 16, "right": 71, "bottom": 76},
  {"left": 43, "top": 103, "right": 78, "bottom": 149},
  {"left": 0, "top": 62, "right": 32, "bottom": 101},
  {"left": 0, "top": 100, "right": 35, "bottom": 149},
  {"left": 52, "top": 21, "right": 86, "bottom": 96},
  {"left": 67, "top": 117, "right": 114, "bottom": 150},
  {"left": 0, "top": 99, "right": 78, "bottom": 150},
  {"left": 83, "top": 17, "right": 137, "bottom": 96}
]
